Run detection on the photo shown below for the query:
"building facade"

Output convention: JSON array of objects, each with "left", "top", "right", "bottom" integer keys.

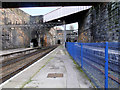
[
  {"left": 66, "top": 30, "right": 78, "bottom": 42},
  {"left": 49, "top": 28, "right": 64, "bottom": 45}
]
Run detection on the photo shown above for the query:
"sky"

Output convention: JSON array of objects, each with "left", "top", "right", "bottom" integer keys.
[
  {"left": 19, "top": 7, "right": 78, "bottom": 30},
  {"left": 55, "top": 23, "right": 78, "bottom": 30}
]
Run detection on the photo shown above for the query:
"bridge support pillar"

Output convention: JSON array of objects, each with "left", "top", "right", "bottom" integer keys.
[{"left": 78, "top": 21, "right": 84, "bottom": 42}]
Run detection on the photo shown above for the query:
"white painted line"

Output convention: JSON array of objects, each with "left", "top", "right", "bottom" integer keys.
[{"left": 0, "top": 47, "right": 58, "bottom": 89}]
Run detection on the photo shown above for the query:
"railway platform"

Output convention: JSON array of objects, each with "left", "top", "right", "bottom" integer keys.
[
  {"left": 0, "top": 48, "right": 33, "bottom": 56},
  {"left": 1, "top": 45, "right": 93, "bottom": 88}
]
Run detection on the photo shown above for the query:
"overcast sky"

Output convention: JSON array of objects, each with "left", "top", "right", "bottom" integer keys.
[{"left": 19, "top": 7, "right": 78, "bottom": 30}]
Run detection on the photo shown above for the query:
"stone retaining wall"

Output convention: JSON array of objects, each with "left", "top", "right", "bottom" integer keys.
[{"left": 78, "top": 2, "right": 120, "bottom": 43}]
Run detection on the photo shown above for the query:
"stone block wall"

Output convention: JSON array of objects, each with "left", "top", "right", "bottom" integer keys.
[
  {"left": 78, "top": 2, "right": 120, "bottom": 43},
  {"left": 0, "top": 8, "right": 30, "bottom": 50},
  {"left": 0, "top": 8, "right": 44, "bottom": 50}
]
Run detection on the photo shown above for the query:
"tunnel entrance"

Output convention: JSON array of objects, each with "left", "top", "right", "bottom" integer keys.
[
  {"left": 57, "top": 40, "right": 61, "bottom": 44},
  {"left": 31, "top": 39, "right": 38, "bottom": 47}
]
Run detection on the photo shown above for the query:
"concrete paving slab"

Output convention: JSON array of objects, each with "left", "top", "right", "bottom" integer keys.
[{"left": 24, "top": 50, "right": 67, "bottom": 88}]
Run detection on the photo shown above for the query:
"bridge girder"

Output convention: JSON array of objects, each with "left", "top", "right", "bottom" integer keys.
[{"left": 2, "top": 2, "right": 100, "bottom": 8}]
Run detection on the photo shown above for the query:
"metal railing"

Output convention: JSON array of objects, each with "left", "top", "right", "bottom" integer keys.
[{"left": 65, "top": 42, "right": 120, "bottom": 88}]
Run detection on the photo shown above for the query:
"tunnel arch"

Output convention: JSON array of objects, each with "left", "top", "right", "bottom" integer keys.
[{"left": 31, "top": 38, "right": 38, "bottom": 47}]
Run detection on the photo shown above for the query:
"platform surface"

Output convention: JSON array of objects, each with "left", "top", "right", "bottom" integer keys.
[
  {"left": 0, "top": 48, "right": 32, "bottom": 56},
  {"left": 1, "top": 45, "right": 94, "bottom": 88}
]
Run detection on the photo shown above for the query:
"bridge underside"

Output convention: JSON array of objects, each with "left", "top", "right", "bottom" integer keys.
[
  {"left": 2, "top": 2, "right": 98, "bottom": 30},
  {"left": 2, "top": 2, "right": 99, "bottom": 8},
  {"left": 46, "top": 9, "right": 89, "bottom": 25}
]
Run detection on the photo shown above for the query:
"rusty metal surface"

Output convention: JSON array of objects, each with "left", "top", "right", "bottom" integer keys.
[{"left": 47, "top": 73, "right": 63, "bottom": 78}]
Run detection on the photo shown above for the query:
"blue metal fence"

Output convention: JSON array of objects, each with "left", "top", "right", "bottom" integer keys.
[{"left": 66, "top": 42, "right": 120, "bottom": 88}]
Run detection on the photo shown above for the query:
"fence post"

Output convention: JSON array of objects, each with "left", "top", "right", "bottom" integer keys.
[
  {"left": 66, "top": 42, "right": 67, "bottom": 50},
  {"left": 105, "top": 42, "right": 108, "bottom": 88},
  {"left": 73, "top": 43, "right": 75, "bottom": 60},
  {"left": 70, "top": 43, "right": 71, "bottom": 54},
  {"left": 73, "top": 43, "right": 74, "bottom": 59},
  {"left": 81, "top": 43, "right": 83, "bottom": 69}
]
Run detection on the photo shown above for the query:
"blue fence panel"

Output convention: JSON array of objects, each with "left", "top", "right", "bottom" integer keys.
[
  {"left": 75, "top": 43, "right": 81, "bottom": 66},
  {"left": 82, "top": 43, "right": 105, "bottom": 88},
  {"left": 66, "top": 42, "right": 120, "bottom": 88},
  {"left": 107, "top": 42, "right": 120, "bottom": 88}
]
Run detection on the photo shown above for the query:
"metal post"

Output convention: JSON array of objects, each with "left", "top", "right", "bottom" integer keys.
[
  {"left": 81, "top": 43, "right": 83, "bottom": 69},
  {"left": 73, "top": 43, "right": 75, "bottom": 60},
  {"left": 105, "top": 42, "right": 108, "bottom": 88},
  {"left": 73, "top": 43, "right": 74, "bottom": 59},
  {"left": 63, "top": 21, "right": 66, "bottom": 47},
  {"left": 74, "top": 43, "right": 75, "bottom": 60},
  {"left": 70, "top": 43, "right": 72, "bottom": 56}
]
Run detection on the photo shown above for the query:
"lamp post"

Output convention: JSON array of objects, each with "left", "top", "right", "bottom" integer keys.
[
  {"left": 63, "top": 20, "right": 66, "bottom": 47},
  {"left": 58, "top": 20, "right": 66, "bottom": 46}
]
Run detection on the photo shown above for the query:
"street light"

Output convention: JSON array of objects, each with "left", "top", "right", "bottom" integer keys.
[
  {"left": 58, "top": 20, "right": 61, "bottom": 22},
  {"left": 63, "top": 20, "right": 66, "bottom": 43}
]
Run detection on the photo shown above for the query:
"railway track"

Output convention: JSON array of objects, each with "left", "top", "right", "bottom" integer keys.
[{"left": 0, "top": 46, "right": 57, "bottom": 84}]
